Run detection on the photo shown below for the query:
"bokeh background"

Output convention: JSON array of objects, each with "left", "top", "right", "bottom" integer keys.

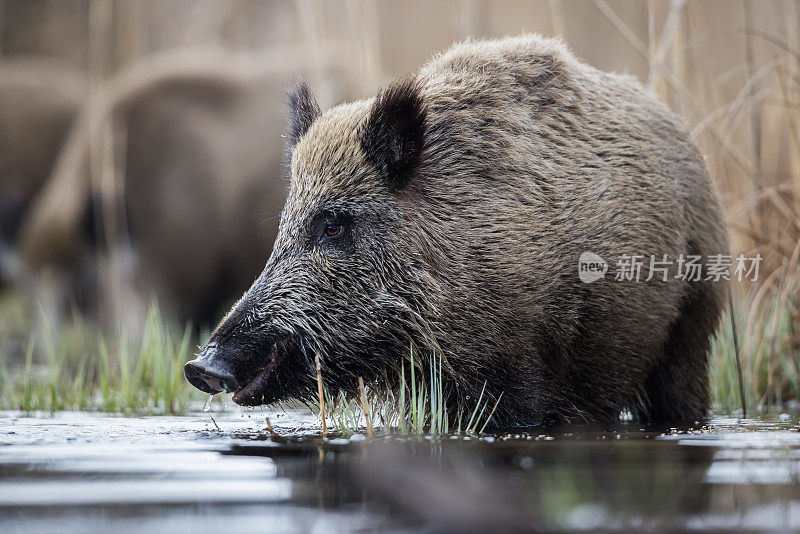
[{"left": 0, "top": 0, "right": 797, "bottom": 412}]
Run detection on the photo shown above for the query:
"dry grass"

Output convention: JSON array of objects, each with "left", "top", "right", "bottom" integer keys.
[{"left": 589, "top": 1, "right": 800, "bottom": 411}]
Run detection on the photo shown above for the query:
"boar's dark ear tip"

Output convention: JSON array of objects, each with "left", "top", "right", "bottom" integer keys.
[
  {"left": 361, "top": 76, "right": 426, "bottom": 192},
  {"left": 286, "top": 78, "right": 321, "bottom": 150}
]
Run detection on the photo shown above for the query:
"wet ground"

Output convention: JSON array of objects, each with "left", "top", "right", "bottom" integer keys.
[{"left": 0, "top": 410, "right": 799, "bottom": 533}]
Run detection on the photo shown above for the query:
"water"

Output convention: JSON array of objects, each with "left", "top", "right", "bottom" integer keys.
[
  {"left": 0, "top": 410, "right": 798, "bottom": 533},
  {"left": 203, "top": 394, "right": 215, "bottom": 412}
]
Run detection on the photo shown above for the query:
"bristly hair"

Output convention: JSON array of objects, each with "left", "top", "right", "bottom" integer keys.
[
  {"left": 360, "top": 76, "right": 427, "bottom": 192},
  {"left": 286, "top": 79, "right": 321, "bottom": 151}
]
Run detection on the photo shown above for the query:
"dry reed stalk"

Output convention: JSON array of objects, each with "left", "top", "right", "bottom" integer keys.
[
  {"left": 265, "top": 417, "right": 279, "bottom": 438},
  {"left": 316, "top": 354, "right": 327, "bottom": 437},
  {"left": 548, "top": 0, "right": 567, "bottom": 39},
  {"left": 647, "top": 0, "right": 686, "bottom": 91},
  {"left": 728, "top": 291, "right": 746, "bottom": 417},
  {"left": 457, "top": 0, "right": 478, "bottom": 39},
  {"left": 648, "top": 0, "right": 656, "bottom": 88},
  {"left": 594, "top": 0, "right": 759, "bottom": 187},
  {"left": 747, "top": 267, "right": 782, "bottom": 391},
  {"left": 358, "top": 377, "right": 373, "bottom": 438},
  {"left": 346, "top": 0, "right": 382, "bottom": 93},
  {"left": 743, "top": 0, "right": 764, "bottom": 245}
]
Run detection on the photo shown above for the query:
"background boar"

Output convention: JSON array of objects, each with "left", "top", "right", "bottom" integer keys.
[
  {"left": 19, "top": 51, "right": 347, "bottom": 326},
  {"left": 0, "top": 60, "right": 84, "bottom": 289}
]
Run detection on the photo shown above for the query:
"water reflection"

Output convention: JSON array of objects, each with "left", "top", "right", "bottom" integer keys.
[{"left": 0, "top": 412, "right": 798, "bottom": 532}]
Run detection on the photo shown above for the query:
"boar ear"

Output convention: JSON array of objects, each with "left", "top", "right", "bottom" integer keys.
[
  {"left": 361, "top": 77, "right": 426, "bottom": 192},
  {"left": 287, "top": 80, "right": 321, "bottom": 149}
]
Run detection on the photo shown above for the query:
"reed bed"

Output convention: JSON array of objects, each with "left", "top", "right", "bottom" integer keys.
[{"left": 0, "top": 300, "right": 203, "bottom": 414}]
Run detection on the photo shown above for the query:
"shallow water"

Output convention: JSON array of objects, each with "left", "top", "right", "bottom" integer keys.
[{"left": 0, "top": 410, "right": 798, "bottom": 533}]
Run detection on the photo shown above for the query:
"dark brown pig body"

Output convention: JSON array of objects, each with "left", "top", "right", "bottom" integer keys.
[{"left": 186, "top": 36, "right": 728, "bottom": 426}]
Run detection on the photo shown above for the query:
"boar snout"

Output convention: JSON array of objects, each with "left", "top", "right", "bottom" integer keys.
[{"left": 184, "top": 343, "right": 239, "bottom": 394}]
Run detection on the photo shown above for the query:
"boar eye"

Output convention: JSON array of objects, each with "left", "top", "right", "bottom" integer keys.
[
  {"left": 324, "top": 223, "right": 343, "bottom": 238},
  {"left": 315, "top": 211, "right": 351, "bottom": 246}
]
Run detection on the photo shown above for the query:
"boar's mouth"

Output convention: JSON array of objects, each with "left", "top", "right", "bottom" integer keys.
[
  {"left": 185, "top": 332, "right": 307, "bottom": 406},
  {"left": 231, "top": 348, "right": 278, "bottom": 406}
]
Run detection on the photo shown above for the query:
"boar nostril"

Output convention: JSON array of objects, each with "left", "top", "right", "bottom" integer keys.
[{"left": 184, "top": 360, "right": 239, "bottom": 394}]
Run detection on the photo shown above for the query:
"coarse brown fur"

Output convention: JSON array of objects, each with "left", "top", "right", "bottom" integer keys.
[{"left": 186, "top": 35, "right": 728, "bottom": 427}]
